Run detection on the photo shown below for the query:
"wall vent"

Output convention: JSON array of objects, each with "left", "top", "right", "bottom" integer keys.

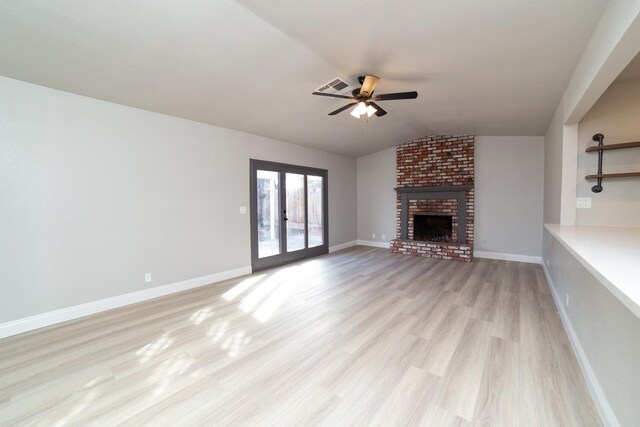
[{"left": 315, "top": 77, "right": 353, "bottom": 95}]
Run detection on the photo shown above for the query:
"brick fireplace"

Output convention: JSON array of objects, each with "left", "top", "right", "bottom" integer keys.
[{"left": 390, "top": 135, "right": 474, "bottom": 262}]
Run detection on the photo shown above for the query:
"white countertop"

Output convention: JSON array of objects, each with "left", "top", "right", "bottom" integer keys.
[{"left": 545, "top": 224, "right": 640, "bottom": 318}]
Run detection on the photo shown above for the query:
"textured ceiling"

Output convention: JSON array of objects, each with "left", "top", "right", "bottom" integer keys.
[{"left": 0, "top": 0, "right": 608, "bottom": 156}]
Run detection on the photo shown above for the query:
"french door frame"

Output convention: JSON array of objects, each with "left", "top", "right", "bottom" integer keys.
[{"left": 250, "top": 159, "right": 329, "bottom": 272}]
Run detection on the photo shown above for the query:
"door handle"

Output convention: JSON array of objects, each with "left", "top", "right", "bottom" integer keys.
[{"left": 283, "top": 209, "right": 288, "bottom": 221}]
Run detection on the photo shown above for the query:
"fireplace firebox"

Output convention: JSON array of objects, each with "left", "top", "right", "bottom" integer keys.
[{"left": 413, "top": 215, "right": 452, "bottom": 242}]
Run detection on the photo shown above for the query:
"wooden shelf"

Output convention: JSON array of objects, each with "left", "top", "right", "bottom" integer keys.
[
  {"left": 585, "top": 172, "right": 640, "bottom": 180},
  {"left": 585, "top": 141, "right": 640, "bottom": 152}
]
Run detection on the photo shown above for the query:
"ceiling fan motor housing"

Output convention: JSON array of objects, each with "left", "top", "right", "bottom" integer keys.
[{"left": 352, "top": 88, "right": 369, "bottom": 100}]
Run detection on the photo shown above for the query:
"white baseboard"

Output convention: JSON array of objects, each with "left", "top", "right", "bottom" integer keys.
[
  {"left": 542, "top": 264, "right": 619, "bottom": 427},
  {"left": 0, "top": 265, "right": 252, "bottom": 340},
  {"left": 474, "top": 250, "right": 542, "bottom": 264},
  {"left": 329, "top": 240, "right": 358, "bottom": 253},
  {"left": 356, "top": 240, "right": 390, "bottom": 249}
]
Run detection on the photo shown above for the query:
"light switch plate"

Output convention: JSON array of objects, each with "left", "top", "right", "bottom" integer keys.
[
  {"left": 239, "top": 206, "right": 247, "bottom": 214},
  {"left": 576, "top": 197, "right": 591, "bottom": 209}
]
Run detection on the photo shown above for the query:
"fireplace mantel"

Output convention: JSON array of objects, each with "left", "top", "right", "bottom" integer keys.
[
  {"left": 395, "top": 185, "right": 473, "bottom": 194},
  {"left": 395, "top": 185, "right": 473, "bottom": 244}
]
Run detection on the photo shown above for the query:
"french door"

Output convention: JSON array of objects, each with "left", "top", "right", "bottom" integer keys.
[{"left": 250, "top": 159, "right": 328, "bottom": 271}]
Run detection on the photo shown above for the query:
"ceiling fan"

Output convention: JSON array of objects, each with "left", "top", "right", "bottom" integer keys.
[{"left": 312, "top": 75, "right": 418, "bottom": 118}]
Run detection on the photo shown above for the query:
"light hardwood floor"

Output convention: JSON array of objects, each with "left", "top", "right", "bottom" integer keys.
[{"left": 0, "top": 246, "right": 601, "bottom": 426}]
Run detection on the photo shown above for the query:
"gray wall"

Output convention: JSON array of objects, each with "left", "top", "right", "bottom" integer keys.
[
  {"left": 544, "top": 105, "right": 565, "bottom": 224},
  {"left": 356, "top": 137, "right": 545, "bottom": 257},
  {"left": 474, "top": 136, "right": 544, "bottom": 256},
  {"left": 0, "top": 76, "right": 357, "bottom": 323},
  {"left": 356, "top": 148, "right": 396, "bottom": 243},
  {"left": 577, "top": 79, "right": 640, "bottom": 226},
  {"left": 544, "top": 230, "right": 640, "bottom": 427}
]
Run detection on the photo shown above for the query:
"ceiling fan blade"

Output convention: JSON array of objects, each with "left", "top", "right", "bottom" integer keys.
[
  {"left": 359, "top": 75, "right": 380, "bottom": 96},
  {"left": 369, "top": 102, "right": 387, "bottom": 117},
  {"left": 373, "top": 91, "right": 418, "bottom": 101},
  {"left": 312, "top": 91, "right": 355, "bottom": 100},
  {"left": 328, "top": 102, "right": 358, "bottom": 115}
]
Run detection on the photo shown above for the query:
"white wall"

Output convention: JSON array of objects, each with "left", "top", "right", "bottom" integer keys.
[
  {"left": 356, "top": 148, "right": 396, "bottom": 243},
  {"left": 0, "top": 76, "right": 357, "bottom": 323},
  {"left": 544, "top": 102, "right": 579, "bottom": 227},
  {"left": 544, "top": 105, "right": 565, "bottom": 224},
  {"left": 356, "top": 137, "right": 545, "bottom": 258},
  {"left": 577, "top": 79, "right": 640, "bottom": 226},
  {"left": 474, "top": 136, "right": 544, "bottom": 257}
]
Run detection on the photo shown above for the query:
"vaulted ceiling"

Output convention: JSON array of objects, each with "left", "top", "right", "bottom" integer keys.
[{"left": 0, "top": 1, "right": 608, "bottom": 156}]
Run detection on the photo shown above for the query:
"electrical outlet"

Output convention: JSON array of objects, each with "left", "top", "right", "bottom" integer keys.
[
  {"left": 239, "top": 206, "right": 247, "bottom": 214},
  {"left": 565, "top": 293, "right": 570, "bottom": 307},
  {"left": 576, "top": 197, "right": 592, "bottom": 209},
  {"left": 382, "top": 234, "right": 386, "bottom": 240},
  {"left": 145, "top": 273, "right": 152, "bottom": 283},
  {"left": 372, "top": 233, "right": 376, "bottom": 239}
]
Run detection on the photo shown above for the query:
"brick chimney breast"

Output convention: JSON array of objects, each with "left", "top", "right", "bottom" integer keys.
[{"left": 391, "top": 135, "right": 474, "bottom": 262}]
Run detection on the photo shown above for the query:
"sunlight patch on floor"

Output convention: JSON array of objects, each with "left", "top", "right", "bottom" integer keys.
[
  {"left": 52, "top": 389, "right": 97, "bottom": 427},
  {"left": 239, "top": 268, "right": 296, "bottom": 312},
  {"left": 136, "top": 333, "right": 173, "bottom": 363},
  {"left": 85, "top": 378, "right": 100, "bottom": 388},
  {"left": 189, "top": 306, "right": 214, "bottom": 325},
  {"left": 221, "top": 331, "right": 251, "bottom": 357},
  {"left": 207, "top": 320, "right": 229, "bottom": 343},
  {"left": 222, "top": 274, "right": 265, "bottom": 302},
  {"left": 253, "top": 278, "right": 298, "bottom": 322},
  {"left": 149, "top": 354, "right": 195, "bottom": 396}
]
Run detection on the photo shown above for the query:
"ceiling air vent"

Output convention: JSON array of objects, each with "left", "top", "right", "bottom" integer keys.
[{"left": 315, "top": 77, "right": 353, "bottom": 95}]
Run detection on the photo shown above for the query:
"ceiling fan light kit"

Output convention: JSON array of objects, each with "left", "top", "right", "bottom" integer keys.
[
  {"left": 349, "top": 101, "right": 377, "bottom": 118},
  {"left": 365, "top": 104, "right": 377, "bottom": 117},
  {"left": 312, "top": 75, "right": 418, "bottom": 119}
]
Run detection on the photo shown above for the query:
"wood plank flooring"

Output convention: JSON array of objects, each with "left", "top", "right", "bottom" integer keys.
[{"left": 0, "top": 246, "right": 601, "bottom": 426}]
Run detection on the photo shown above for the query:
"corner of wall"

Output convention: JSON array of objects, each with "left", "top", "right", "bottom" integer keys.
[{"left": 560, "top": 124, "right": 578, "bottom": 225}]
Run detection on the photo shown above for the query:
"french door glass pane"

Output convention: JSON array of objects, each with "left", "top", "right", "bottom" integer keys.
[
  {"left": 286, "top": 173, "right": 306, "bottom": 251},
  {"left": 257, "top": 170, "right": 280, "bottom": 258},
  {"left": 307, "top": 175, "right": 324, "bottom": 247}
]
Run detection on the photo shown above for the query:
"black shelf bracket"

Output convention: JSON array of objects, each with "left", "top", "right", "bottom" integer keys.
[
  {"left": 585, "top": 133, "right": 640, "bottom": 192},
  {"left": 591, "top": 133, "right": 604, "bottom": 193}
]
